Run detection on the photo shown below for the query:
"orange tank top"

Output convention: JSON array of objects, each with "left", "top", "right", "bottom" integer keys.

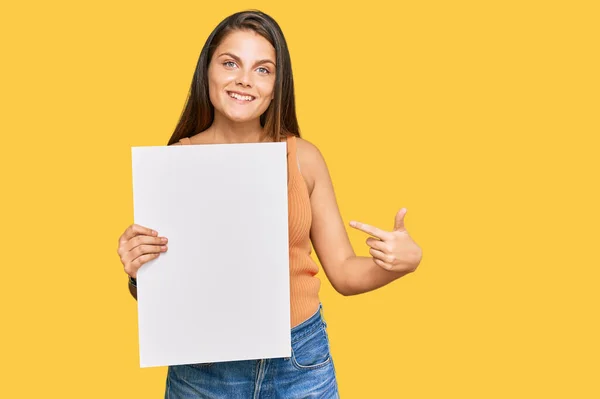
[{"left": 177, "top": 135, "right": 321, "bottom": 327}]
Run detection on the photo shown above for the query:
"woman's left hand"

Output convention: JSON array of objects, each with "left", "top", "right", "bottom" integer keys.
[{"left": 349, "top": 208, "right": 422, "bottom": 272}]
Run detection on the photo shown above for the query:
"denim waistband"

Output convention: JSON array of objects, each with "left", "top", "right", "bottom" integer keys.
[{"left": 290, "top": 303, "right": 326, "bottom": 344}]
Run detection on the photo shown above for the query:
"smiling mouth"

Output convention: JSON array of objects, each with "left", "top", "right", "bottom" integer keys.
[{"left": 227, "top": 91, "right": 256, "bottom": 102}]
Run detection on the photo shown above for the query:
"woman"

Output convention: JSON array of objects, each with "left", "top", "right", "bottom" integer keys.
[{"left": 117, "top": 10, "right": 422, "bottom": 398}]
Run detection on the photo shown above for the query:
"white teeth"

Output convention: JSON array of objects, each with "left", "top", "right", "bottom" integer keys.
[{"left": 228, "top": 92, "right": 254, "bottom": 101}]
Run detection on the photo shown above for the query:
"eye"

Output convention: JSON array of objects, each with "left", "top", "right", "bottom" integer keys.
[
  {"left": 223, "top": 61, "right": 237, "bottom": 69},
  {"left": 256, "top": 67, "right": 271, "bottom": 75}
]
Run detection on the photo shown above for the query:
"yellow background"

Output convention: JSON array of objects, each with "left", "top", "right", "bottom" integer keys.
[{"left": 1, "top": 0, "right": 598, "bottom": 397}]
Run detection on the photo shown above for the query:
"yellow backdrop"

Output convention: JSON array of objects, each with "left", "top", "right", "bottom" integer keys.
[{"left": 1, "top": 0, "right": 598, "bottom": 398}]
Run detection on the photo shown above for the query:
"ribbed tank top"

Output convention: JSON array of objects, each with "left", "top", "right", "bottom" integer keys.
[{"left": 177, "top": 135, "right": 321, "bottom": 327}]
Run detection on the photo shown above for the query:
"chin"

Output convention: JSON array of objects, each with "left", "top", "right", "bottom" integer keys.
[
  {"left": 226, "top": 115, "right": 254, "bottom": 123},
  {"left": 225, "top": 111, "right": 260, "bottom": 123}
]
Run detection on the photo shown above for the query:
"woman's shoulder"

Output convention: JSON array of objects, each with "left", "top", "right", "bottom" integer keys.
[
  {"left": 295, "top": 136, "right": 325, "bottom": 165},
  {"left": 169, "top": 133, "right": 213, "bottom": 146},
  {"left": 168, "top": 137, "right": 190, "bottom": 146},
  {"left": 293, "top": 136, "right": 330, "bottom": 194}
]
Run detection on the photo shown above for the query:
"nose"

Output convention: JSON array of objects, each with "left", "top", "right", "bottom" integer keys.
[{"left": 235, "top": 68, "right": 253, "bottom": 88}]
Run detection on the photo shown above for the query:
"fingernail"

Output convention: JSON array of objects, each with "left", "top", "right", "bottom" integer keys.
[
  {"left": 161, "top": 237, "right": 168, "bottom": 243},
  {"left": 152, "top": 230, "right": 158, "bottom": 236},
  {"left": 349, "top": 221, "right": 356, "bottom": 227}
]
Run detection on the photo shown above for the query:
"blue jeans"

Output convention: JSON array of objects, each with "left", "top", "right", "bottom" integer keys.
[{"left": 165, "top": 303, "right": 339, "bottom": 398}]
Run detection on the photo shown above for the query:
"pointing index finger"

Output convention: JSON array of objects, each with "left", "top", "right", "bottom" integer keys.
[{"left": 349, "top": 221, "right": 391, "bottom": 240}]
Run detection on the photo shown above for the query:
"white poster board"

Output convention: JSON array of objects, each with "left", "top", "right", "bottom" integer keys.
[{"left": 131, "top": 142, "right": 290, "bottom": 368}]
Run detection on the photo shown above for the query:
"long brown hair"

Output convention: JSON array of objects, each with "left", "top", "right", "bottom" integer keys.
[{"left": 167, "top": 10, "right": 300, "bottom": 145}]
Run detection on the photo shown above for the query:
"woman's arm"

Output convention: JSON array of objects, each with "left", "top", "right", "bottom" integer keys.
[{"left": 297, "top": 138, "right": 421, "bottom": 296}]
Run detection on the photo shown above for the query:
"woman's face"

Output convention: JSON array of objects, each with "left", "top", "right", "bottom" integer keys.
[{"left": 208, "top": 30, "right": 276, "bottom": 124}]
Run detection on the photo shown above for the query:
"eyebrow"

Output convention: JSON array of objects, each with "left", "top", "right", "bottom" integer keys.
[{"left": 217, "top": 52, "right": 276, "bottom": 67}]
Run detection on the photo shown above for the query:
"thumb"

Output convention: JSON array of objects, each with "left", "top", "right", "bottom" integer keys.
[{"left": 393, "top": 208, "right": 407, "bottom": 231}]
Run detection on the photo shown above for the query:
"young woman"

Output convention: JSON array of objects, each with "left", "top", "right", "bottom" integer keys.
[{"left": 117, "top": 10, "right": 422, "bottom": 398}]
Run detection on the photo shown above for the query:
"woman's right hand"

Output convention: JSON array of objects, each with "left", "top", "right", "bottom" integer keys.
[{"left": 117, "top": 224, "right": 168, "bottom": 278}]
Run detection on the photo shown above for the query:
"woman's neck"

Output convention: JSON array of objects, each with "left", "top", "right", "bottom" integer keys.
[{"left": 204, "top": 114, "right": 267, "bottom": 143}]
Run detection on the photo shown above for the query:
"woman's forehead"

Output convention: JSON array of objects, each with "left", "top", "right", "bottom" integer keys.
[{"left": 216, "top": 30, "right": 275, "bottom": 60}]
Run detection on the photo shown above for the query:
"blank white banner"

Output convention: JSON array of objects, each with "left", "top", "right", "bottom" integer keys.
[{"left": 131, "top": 142, "right": 290, "bottom": 368}]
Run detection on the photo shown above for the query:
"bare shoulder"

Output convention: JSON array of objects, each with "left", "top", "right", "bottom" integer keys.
[
  {"left": 296, "top": 137, "right": 326, "bottom": 164},
  {"left": 169, "top": 133, "right": 212, "bottom": 146},
  {"left": 295, "top": 137, "right": 330, "bottom": 196}
]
